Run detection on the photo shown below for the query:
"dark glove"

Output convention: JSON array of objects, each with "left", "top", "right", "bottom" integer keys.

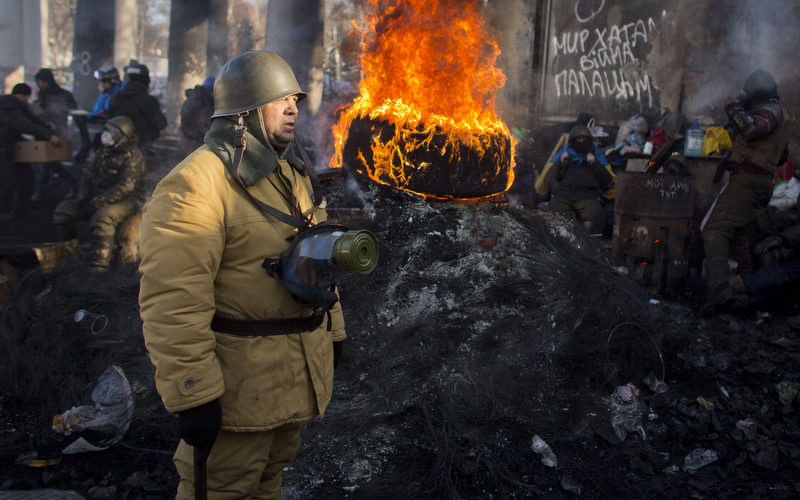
[
  {"left": 176, "top": 399, "right": 221, "bottom": 458},
  {"left": 77, "top": 198, "right": 95, "bottom": 218},
  {"left": 754, "top": 235, "right": 785, "bottom": 256},
  {"left": 725, "top": 101, "right": 753, "bottom": 132},
  {"left": 724, "top": 100, "right": 743, "bottom": 116},
  {"left": 333, "top": 341, "right": 344, "bottom": 369}
]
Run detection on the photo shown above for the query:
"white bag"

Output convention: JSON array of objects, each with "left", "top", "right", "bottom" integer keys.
[{"left": 769, "top": 177, "right": 800, "bottom": 210}]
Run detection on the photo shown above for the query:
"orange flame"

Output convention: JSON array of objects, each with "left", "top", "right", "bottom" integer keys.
[{"left": 330, "top": 0, "right": 515, "bottom": 199}]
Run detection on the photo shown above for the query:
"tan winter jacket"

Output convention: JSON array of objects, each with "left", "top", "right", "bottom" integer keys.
[{"left": 139, "top": 146, "right": 346, "bottom": 431}]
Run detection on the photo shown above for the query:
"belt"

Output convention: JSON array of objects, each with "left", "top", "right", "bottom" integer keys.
[{"left": 211, "top": 313, "right": 324, "bottom": 336}]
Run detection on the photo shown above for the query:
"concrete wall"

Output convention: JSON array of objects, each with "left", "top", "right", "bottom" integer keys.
[{"left": 0, "top": 0, "right": 46, "bottom": 92}]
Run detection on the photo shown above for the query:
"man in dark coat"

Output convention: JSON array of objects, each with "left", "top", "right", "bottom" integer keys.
[
  {"left": 702, "top": 69, "right": 794, "bottom": 313},
  {"left": 0, "top": 83, "right": 59, "bottom": 220},
  {"left": 179, "top": 76, "right": 215, "bottom": 153},
  {"left": 32, "top": 68, "right": 80, "bottom": 200},
  {"left": 108, "top": 62, "right": 167, "bottom": 149},
  {"left": 53, "top": 115, "right": 146, "bottom": 269}
]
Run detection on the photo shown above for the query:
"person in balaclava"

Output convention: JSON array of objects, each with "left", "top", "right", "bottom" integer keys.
[
  {"left": 52, "top": 115, "right": 146, "bottom": 269},
  {"left": 701, "top": 68, "right": 794, "bottom": 314},
  {"left": 544, "top": 124, "right": 615, "bottom": 234},
  {"left": 138, "top": 51, "right": 348, "bottom": 499}
]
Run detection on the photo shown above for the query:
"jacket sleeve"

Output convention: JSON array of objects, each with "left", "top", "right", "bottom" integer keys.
[
  {"left": 728, "top": 101, "right": 781, "bottom": 141},
  {"left": 590, "top": 161, "right": 615, "bottom": 191},
  {"left": 90, "top": 150, "right": 145, "bottom": 207},
  {"left": 781, "top": 221, "right": 800, "bottom": 251},
  {"left": 0, "top": 102, "right": 53, "bottom": 140},
  {"left": 139, "top": 166, "right": 226, "bottom": 413},
  {"left": 146, "top": 96, "right": 167, "bottom": 132}
]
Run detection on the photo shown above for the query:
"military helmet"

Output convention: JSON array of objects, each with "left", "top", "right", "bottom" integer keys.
[
  {"left": 569, "top": 125, "right": 592, "bottom": 139},
  {"left": 94, "top": 66, "right": 121, "bottom": 84},
  {"left": 212, "top": 51, "right": 306, "bottom": 118},
  {"left": 105, "top": 116, "right": 136, "bottom": 140}
]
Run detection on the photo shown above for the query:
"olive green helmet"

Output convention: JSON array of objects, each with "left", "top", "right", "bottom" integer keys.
[
  {"left": 569, "top": 125, "right": 592, "bottom": 139},
  {"left": 212, "top": 51, "right": 307, "bottom": 118},
  {"left": 105, "top": 115, "right": 136, "bottom": 140}
]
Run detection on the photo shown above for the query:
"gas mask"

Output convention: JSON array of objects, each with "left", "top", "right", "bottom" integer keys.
[
  {"left": 263, "top": 223, "right": 379, "bottom": 310},
  {"left": 100, "top": 130, "right": 115, "bottom": 147}
]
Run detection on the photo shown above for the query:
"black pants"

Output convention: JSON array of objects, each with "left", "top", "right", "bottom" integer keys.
[{"left": 0, "top": 155, "right": 34, "bottom": 217}]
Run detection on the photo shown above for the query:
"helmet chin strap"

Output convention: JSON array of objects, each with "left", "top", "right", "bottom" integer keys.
[{"left": 230, "top": 111, "right": 312, "bottom": 230}]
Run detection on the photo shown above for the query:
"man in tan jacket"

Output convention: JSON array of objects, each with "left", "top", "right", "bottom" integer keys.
[{"left": 139, "top": 51, "right": 346, "bottom": 499}]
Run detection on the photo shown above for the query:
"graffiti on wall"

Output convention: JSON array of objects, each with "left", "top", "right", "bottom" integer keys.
[
  {"left": 551, "top": 17, "right": 656, "bottom": 106},
  {"left": 542, "top": 0, "right": 664, "bottom": 120}
]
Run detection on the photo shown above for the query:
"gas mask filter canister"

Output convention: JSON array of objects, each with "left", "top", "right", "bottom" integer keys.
[{"left": 263, "top": 223, "right": 379, "bottom": 310}]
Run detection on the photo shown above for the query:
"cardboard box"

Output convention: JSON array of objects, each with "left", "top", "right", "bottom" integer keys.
[{"left": 13, "top": 140, "right": 72, "bottom": 163}]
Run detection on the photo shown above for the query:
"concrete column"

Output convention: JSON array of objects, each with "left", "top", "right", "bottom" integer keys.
[
  {"left": 115, "top": 0, "right": 138, "bottom": 71},
  {"left": 0, "top": 0, "right": 47, "bottom": 91},
  {"left": 72, "top": 0, "right": 115, "bottom": 110},
  {"left": 0, "top": 0, "right": 24, "bottom": 91}
]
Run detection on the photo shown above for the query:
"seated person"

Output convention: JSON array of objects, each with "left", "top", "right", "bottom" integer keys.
[
  {"left": 53, "top": 116, "right": 146, "bottom": 269},
  {"left": 730, "top": 168, "right": 800, "bottom": 309},
  {"left": 542, "top": 125, "right": 615, "bottom": 234},
  {"left": 730, "top": 219, "right": 800, "bottom": 309}
]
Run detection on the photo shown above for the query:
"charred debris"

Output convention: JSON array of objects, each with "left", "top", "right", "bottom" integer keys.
[{"left": 1, "top": 171, "right": 799, "bottom": 498}]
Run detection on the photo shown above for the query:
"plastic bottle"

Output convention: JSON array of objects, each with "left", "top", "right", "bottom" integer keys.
[
  {"left": 683, "top": 121, "right": 704, "bottom": 157},
  {"left": 531, "top": 434, "right": 558, "bottom": 467}
]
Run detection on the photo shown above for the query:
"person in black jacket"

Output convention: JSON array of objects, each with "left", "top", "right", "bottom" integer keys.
[
  {"left": 0, "top": 83, "right": 60, "bottom": 220},
  {"left": 108, "top": 62, "right": 166, "bottom": 151},
  {"left": 179, "top": 76, "right": 215, "bottom": 154},
  {"left": 32, "top": 68, "right": 80, "bottom": 200},
  {"left": 544, "top": 125, "right": 615, "bottom": 234}
]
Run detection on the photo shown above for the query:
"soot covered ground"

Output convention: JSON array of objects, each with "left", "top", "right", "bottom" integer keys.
[{"left": 1, "top": 172, "right": 799, "bottom": 499}]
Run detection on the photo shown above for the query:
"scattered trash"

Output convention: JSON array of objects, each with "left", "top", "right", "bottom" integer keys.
[
  {"left": 74, "top": 308, "right": 109, "bottom": 335},
  {"left": 14, "top": 450, "right": 60, "bottom": 467},
  {"left": 662, "top": 465, "right": 679, "bottom": 474},
  {"left": 560, "top": 474, "right": 582, "bottom": 495},
  {"left": 735, "top": 418, "right": 758, "bottom": 441},
  {"left": 52, "top": 365, "right": 134, "bottom": 454},
  {"left": 696, "top": 396, "right": 716, "bottom": 411},
  {"left": 612, "top": 266, "right": 629, "bottom": 276},
  {"left": 531, "top": 434, "right": 558, "bottom": 467},
  {"left": 648, "top": 298, "right": 660, "bottom": 305},
  {"left": 609, "top": 383, "right": 645, "bottom": 442},
  {"left": 87, "top": 485, "right": 117, "bottom": 499},
  {"left": 775, "top": 381, "right": 799, "bottom": 406},
  {"left": 642, "top": 372, "right": 668, "bottom": 394},
  {"left": 682, "top": 448, "right": 718, "bottom": 473}
]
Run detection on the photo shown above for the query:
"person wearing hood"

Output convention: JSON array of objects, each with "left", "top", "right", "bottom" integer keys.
[
  {"left": 107, "top": 62, "right": 166, "bottom": 149},
  {"left": 32, "top": 68, "right": 80, "bottom": 201},
  {"left": 0, "top": 83, "right": 59, "bottom": 220},
  {"left": 178, "top": 75, "right": 215, "bottom": 153},
  {"left": 52, "top": 115, "right": 146, "bottom": 269},
  {"left": 138, "top": 51, "right": 347, "bottom": 499},
  {"left": 75, "top": 65, "right": 124, "bottom": 164},
  {"left": 544, "top": 124, "right": 615, "bottom": 234},
  {"left": 701, "top": 69, "right": 794, "bottom": 314}
]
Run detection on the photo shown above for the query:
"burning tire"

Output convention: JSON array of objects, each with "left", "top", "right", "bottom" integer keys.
[{"left": 342, "top": 116, "right": 513, "bottom": 199}]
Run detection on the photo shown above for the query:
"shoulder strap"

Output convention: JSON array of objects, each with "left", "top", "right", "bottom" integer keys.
[{"left": 231, "top": 118, "right": 312, "bottom": 230}]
